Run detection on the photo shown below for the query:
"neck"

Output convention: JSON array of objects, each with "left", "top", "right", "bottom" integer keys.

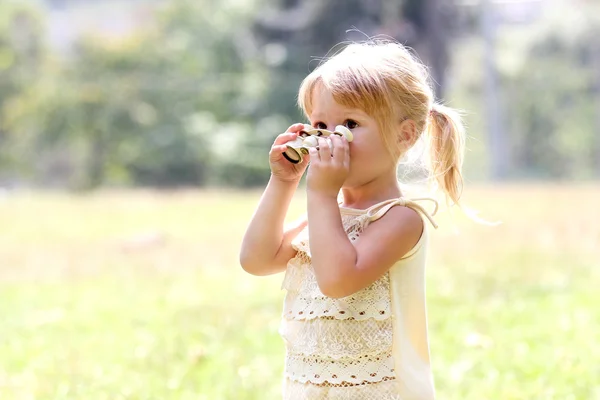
[{"left": 341, "top": 170, "right": 401, "bottom": 210}]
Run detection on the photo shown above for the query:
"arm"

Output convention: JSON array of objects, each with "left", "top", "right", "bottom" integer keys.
[
  {"left": 239, "top": 176, "right": 306, "bottom": 276},
  {"left": 305, "top": 134, "right": 423, "bottom": 298},
  {"left": 239, "top": 123, "right": 312, "bottom": 276},
  {"left": 308, "top": 191, "right": 423, "bottom": 298}
]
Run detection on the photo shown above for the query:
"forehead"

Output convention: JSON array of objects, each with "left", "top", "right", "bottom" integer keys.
[{"left": 310, "top": 84, "right": 366, "bottom": 119}]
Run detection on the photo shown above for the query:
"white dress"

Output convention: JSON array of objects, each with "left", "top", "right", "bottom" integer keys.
[{"left": 279, "top": 197, "right": 439, "bottom": 400}]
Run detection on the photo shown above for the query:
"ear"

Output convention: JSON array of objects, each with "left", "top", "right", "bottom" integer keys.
[{"left": 397, "top": 119, "right": 417, "bottom": 150}]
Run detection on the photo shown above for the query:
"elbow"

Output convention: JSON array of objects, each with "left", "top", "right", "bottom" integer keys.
[
  {"left": 314, "top": 258, "right": 357, "bottom": 299},
  {"left": 239, "top": 250, "right": 275, "bottom": 276},
  {"left": 239, "top": 251, "right": 260, "bottom": 276},
  {"left": 317, "top": 277, "right": 353, "bottom": 299},
  {"left": 240, "top": 261, "right": 262, "bottom": 276},
  {"left": 239, "top": 249, "right": 257, "bottom": 275},
  {"left": 319, "top": 284, "right": 350, "bottom": 299}
]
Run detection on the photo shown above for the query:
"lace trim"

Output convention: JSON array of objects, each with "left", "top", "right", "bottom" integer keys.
[
  {"left": 280, "top": 251, "right": 310, "bottom": 291},
  {"left": 282, "top": 272, "right": 392, "bottom": 320},
  {"left": 284, "top": 351, "right": 396, "bottom": 386},
  {"left": 282, "top": 377, "right": 402, "bottom": 399},
  {"left": 290, "top": 213, "right": 370, "bottom": 257},
  {"left": 291, "top": 225, "right": 312, "bottom": 256},
  {"left": 282, "top": 215, "right": 392, "bottom": 320},
  {"left": 279, "top": 317, "right": 393, "bottom": 359}
]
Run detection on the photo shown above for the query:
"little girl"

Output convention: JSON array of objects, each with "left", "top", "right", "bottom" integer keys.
[{"left": 240, "top": 39, "right": 465, "bottom": 400}]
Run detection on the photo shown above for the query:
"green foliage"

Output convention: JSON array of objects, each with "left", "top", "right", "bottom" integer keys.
[
  {"left": 0, "top": 1, "right": 47, "bottom": 176},
  {"left": 496, "top": 6, "right": 600, "bottom": 180},
  {"left": 450, "top": 6, "right": 600, "bottom": 181},
  {"left": 0, "top": 0, "right": 598, "bottom": 188},
  {"left": 1, "top": 0, "right": 279, "bottom": 189}
]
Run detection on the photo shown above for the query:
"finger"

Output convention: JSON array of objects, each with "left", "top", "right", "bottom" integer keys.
[
  {"left": 331, "top": 135, "right": 345, "bottom": 162},
  {"left": 270, "top": 144, "right": 288, "bottom": 154},
  {"left": 273, "top": 132, "right": 299, "bottom": 146},
  {"left": 286, "top": 123, "right": 307, "bottom": 133},
  {"left": 318, "top": 137, "right": 331, "bottom": 161},
  {"left": 308, "top": 147, "right": 319, "bottom": 163}
]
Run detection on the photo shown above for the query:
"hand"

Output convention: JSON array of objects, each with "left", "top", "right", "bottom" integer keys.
[
  {"left": 269, "top": 123, "right": 311, "bottom": 183},
  {"left": 307, "top": 134, "right": 349, "bottom": 197}
]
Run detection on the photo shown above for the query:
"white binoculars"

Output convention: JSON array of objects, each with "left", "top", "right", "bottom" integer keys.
[{"left": 282, "top": 124, "right": 354, "bottom": 164}]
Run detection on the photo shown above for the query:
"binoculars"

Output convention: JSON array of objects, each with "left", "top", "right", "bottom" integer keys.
[{"left": 282, "top": 124, "right": 354, "bottom": 164}]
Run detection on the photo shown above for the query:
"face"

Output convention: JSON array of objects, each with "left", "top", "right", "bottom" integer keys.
[{"left": 308, "top": 85, "right": 396, "bottom": 187}]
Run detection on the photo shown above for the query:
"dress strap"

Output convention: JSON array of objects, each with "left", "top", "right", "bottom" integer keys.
[{"left": 364, "top": 197, "right": 439, "bottom": 229}]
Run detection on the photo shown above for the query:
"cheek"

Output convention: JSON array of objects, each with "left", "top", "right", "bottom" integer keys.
[
  {"left": 347, "top": 142, "right": 360, "bottom": 161},
  {"left": 348, "top": 138, "right": 377, "bottom": 158},
  {"left": 348, "top": 139, "right": 393, "bottom": 169}
]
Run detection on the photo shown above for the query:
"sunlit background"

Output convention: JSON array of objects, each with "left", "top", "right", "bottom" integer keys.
[{"left": 0, "top": 0, "right": 598, "bottom": 399}]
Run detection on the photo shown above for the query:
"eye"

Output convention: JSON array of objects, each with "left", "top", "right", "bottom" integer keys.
[
  {"left": 344, "top": 119, "right": 359, "bottom": 129},
  {"left": 313, "top": 122, "right": 327, "bottom": 129}
]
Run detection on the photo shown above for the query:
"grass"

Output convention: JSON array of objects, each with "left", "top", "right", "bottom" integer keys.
[{"left": 0, "top": 184, "right": 599, "bottom": 399}]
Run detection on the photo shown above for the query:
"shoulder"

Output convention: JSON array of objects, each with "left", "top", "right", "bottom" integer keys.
[
  {"left": 353, "top": 205, "right": 424, "bottom": 266},
  {"left": 369, "top": 203, "right": 423, "bottom": 237}
]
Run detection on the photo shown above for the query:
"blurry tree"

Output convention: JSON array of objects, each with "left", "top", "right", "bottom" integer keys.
[
  {"left": 2, "top": 0, "right": 599, "bottom": 188},
  {"left": 253, "top": 0, "right": 456, "bottom": 116},
  {"left": 591, "top": 15, "right": 600, "bottom": 178},
  {"left": 503, "top": 10, "right": 600, "bottom": 179},
  {"left": 0, "top": 1, "right": 47, "bottom": 182},
  {"left": 4, "top": 0, "right": 273, "bottom": 189},
  {"left": 67, "top": 0, "right": 264, "bottom": 188},
  {"left": 253, "top": 0, "right": 377, "bottom": 120},
  {"left": 404, "top": 0, "right": 456, "bottom": 99}
]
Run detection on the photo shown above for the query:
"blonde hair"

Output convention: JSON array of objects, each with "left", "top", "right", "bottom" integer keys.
[{"left": 297, "top": 39, "right": 465, "bottom": 207}]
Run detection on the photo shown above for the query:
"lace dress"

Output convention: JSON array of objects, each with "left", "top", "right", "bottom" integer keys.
[{"left": 279, "top": 197, "right": 439, "bottom": 400}]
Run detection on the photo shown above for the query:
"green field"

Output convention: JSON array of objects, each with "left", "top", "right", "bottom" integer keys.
[{"left": 0, "top": 185, "right": 599, "bottom": 400}]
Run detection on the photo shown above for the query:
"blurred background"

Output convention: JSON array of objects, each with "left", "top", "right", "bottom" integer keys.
[
  {"left": 0, "top": 0, "right": 599, "bottom": 189},
  {"left": 0, "top": 0, "right": 599, "bottom": 399}
]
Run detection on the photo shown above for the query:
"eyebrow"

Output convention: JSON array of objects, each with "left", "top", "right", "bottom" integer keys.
[{"left": 310, "top": 109, "right": 366, "bottom": 120}]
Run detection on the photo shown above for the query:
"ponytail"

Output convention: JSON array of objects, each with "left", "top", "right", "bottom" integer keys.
[{"left": 427, "top": 103, "right": 466, "bottom": 207}]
